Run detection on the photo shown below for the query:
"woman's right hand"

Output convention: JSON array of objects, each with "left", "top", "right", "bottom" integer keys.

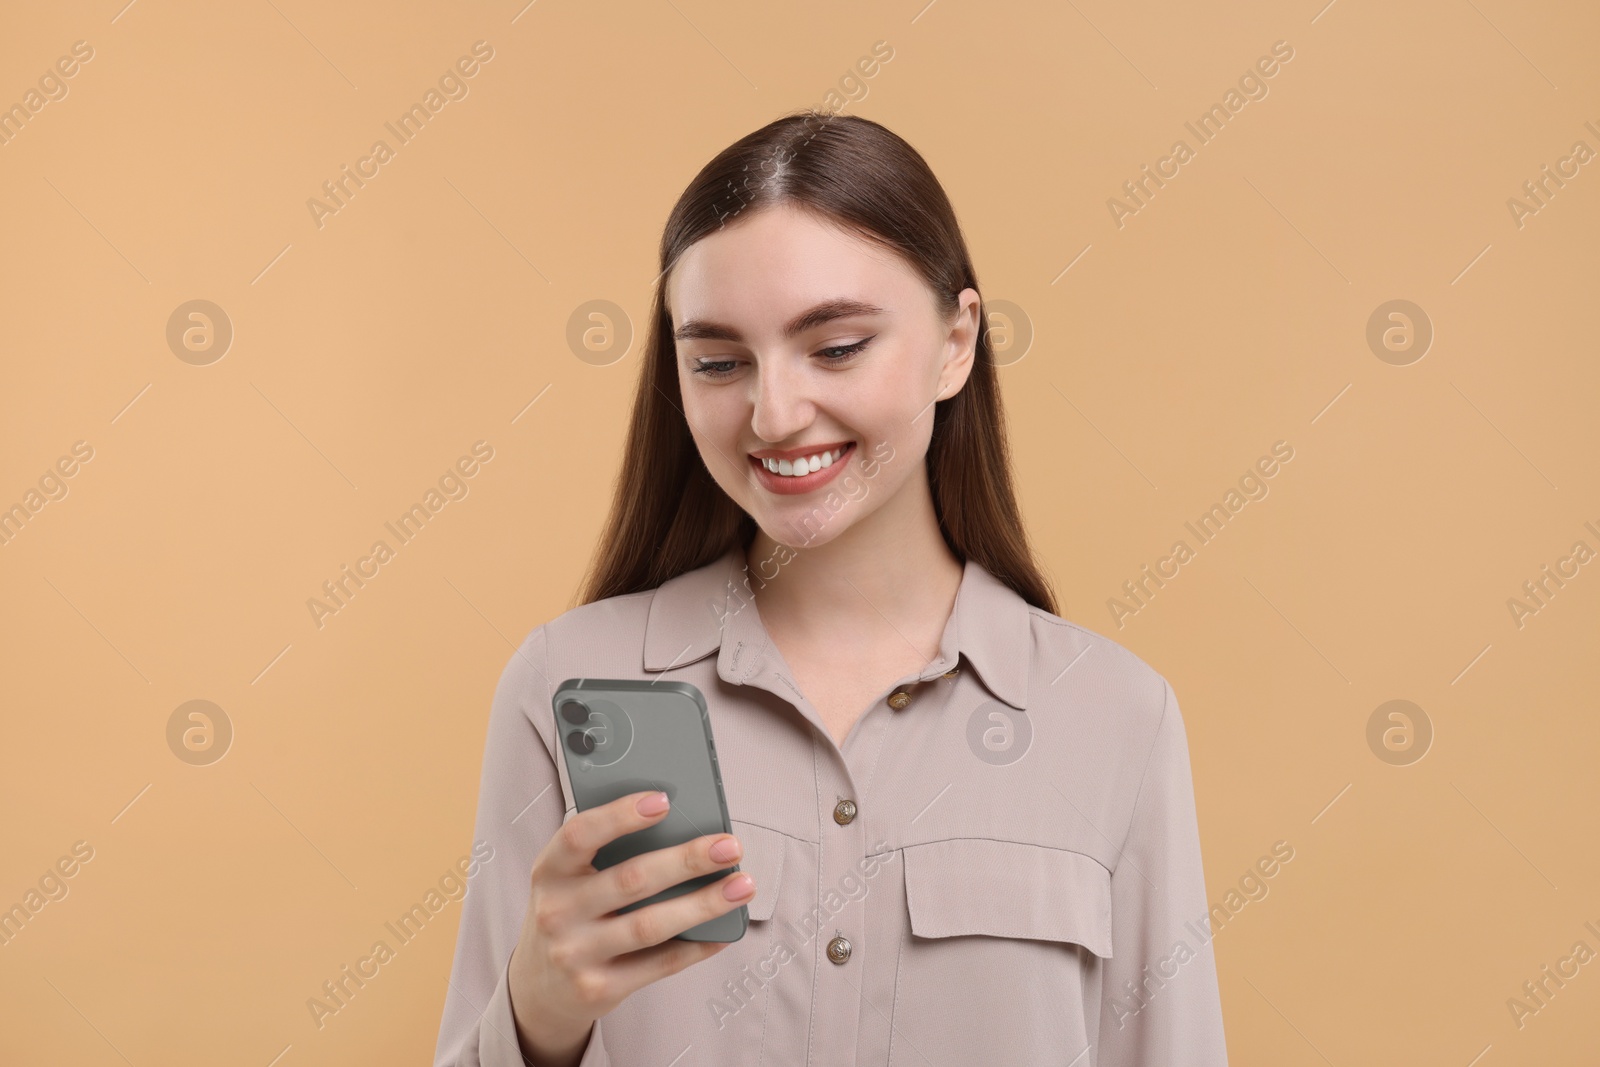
[{"left": 506, "top": 790, "right": 757, "bottom": 1067}]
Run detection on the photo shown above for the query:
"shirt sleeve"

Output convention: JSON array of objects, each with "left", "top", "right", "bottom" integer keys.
[
  {"left": 433, "top": 625, "right": 612, "bottom": 1067},
  {"left": 1096, "top": 679, "right": 1229, "bottom": 1066}
]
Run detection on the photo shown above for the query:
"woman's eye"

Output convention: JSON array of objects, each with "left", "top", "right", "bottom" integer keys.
[
  {"left": 818, "top": 336, "right": 873, "bottom": 363},
  {"left": 690, "top": 336, "right": 873, "bottom": 379}
]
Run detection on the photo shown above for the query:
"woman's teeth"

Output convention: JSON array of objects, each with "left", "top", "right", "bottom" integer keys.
[{"left": 761, "top": 446, "right": 846, "bottom": 477}]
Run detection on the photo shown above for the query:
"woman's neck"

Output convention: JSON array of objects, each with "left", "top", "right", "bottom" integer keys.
[{"left": 743, "top": 475, "right": 963, "bottom": 645}]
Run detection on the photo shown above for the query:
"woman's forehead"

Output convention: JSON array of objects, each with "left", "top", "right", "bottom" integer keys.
[{"left": 667, "top": 213, "right": 921, "bottom": 325}]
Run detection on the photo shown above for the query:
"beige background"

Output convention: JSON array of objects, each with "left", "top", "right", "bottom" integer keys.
[{"left": 2, "top": 0, "right": 1597, "bottom": 1062}]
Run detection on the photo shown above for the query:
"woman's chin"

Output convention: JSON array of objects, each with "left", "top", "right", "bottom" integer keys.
[{"left": 746, "top": 510, "right": 850, "bottom": 553}]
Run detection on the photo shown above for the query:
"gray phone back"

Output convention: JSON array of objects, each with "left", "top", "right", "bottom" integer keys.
[{"left": 551, "top": 678, "right": 746, "bottom": 942}]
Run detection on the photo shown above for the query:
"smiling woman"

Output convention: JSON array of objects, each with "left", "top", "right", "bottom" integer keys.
[{"left": 435, "top": 111, "right": 1229, "bottom": 1067}]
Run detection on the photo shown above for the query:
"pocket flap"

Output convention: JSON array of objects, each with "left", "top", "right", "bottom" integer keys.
[
  {"left": 903, "top": 838, "right": 1114, "bottom": 959},
  {"left": 729, "top": 820, "right": 785, "bottom": 922}
]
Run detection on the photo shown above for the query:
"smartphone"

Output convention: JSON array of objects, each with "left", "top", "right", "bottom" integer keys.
[{"left": 550, "top": 678, "right": 746, "bottom": 943}]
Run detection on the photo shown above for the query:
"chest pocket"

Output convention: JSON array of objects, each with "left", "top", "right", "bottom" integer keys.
[
  {"left": 728, "top": 819, "right": 785, "bottom": 923},
  {"left": 891, "top": 838, "right": 1112, "bottom": 1065},
  {"left": 901, "top": 837, "right": 1113, "bottom": 956}
]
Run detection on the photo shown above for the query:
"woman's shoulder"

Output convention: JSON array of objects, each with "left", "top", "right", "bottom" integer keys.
[
  {"left": 522, "top": 550, "right": 740, "bottom": 675},
  {"left": 1012, "top": 607, "right": 1196, "bottom": 836},
  {"left": 1020, "top": 603, "right": 1175, "bottom": 734},
  {"left": 511, "top": 586, "right": 661, "bottom": 676},
  {"left": 487, "top": 586, "right": 667, "bottom": 748}
]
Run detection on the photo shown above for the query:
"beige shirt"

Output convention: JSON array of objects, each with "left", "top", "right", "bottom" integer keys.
[{"left": 435, "top": 545, "right": 1229, "bottom": 1066}]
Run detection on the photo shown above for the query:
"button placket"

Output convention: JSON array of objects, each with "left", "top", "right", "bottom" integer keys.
[{"left": 816, "top": 769, "right": 866, "bottom": 1059}]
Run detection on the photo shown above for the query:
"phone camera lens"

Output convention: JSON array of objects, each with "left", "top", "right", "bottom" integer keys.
[
  {"left": 566, "top": 729, "right": 596, "bottom": 755},
  {"left": 559, "top": 699, "right": 590, "bottom": 725}
]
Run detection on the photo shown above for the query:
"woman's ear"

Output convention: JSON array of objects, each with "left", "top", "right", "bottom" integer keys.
[{"left": 934, "top": 287, "right": 982, "bottom": 402}]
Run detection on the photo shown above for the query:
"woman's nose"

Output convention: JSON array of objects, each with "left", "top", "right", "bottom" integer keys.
[{"left": 749, "top": 360, "right": 815, "bottom": 443}]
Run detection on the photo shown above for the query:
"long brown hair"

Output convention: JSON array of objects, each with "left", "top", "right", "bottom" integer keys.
[{"left": 577, "top": 110, "right": 1058, "bottom": 616}]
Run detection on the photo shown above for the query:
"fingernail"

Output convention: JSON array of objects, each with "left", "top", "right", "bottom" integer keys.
[
  {"left": 636, "top": 792, "right": 669, "bottom": 816},
  {"left": 723, "top": 874, "right": 754, "bottom": 901},
  {"left": 709, "top": 836, "right": 741, "bottom": 863}
]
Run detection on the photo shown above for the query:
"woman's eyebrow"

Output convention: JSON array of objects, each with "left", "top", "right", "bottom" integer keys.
[{"left": 673, "top": 298, "right": 885, "bottom": 343}]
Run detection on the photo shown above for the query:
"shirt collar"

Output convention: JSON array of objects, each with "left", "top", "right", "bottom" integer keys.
[{"left": 642, "top": 544, "right": 1031, "bottom": 710}]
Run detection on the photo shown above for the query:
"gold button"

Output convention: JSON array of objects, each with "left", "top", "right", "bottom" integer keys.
[
  {"left": 826, "top": 934, "right": 852, "bottom": 964},
  {"left": 942, "top": 667, "right": 960, "bottom": 678},
  {"left": 833, "top": 799, "right": 857, "bottom": 825},
  {"left": 887, "top": 689, "right": 912, "bottom": 710}
]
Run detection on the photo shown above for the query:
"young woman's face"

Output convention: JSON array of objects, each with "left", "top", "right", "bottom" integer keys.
[{"left": 667, "top": 202, "right": 979, "bottom": 549}]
